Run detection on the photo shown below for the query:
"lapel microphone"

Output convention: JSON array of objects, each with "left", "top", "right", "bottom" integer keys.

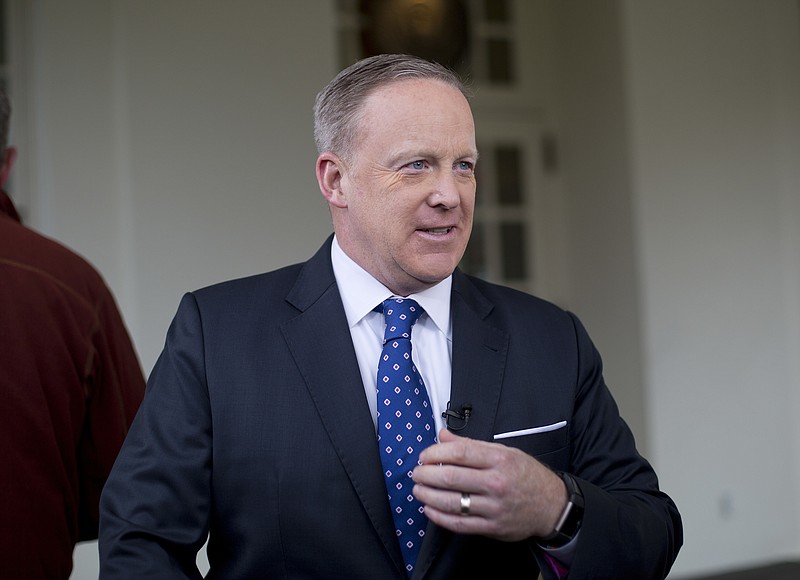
[{"left": 442, "top": 401, "right": 472, "bottom": 432}]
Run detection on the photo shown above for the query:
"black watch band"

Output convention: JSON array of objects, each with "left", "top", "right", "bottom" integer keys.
[{"left": 539, "top": 471, "right": 584, "bottom": 548}]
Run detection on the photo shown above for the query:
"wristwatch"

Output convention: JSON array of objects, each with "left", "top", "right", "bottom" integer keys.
[{"left": 539, "top": 471, "right": 584, "bottom": 548}]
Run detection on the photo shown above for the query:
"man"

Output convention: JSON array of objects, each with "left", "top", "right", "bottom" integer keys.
[
  {"left": 100, "top": 54, "right": 682, "bottom": 579},
  {"left": 0, "top": 88, "right": 146, "bottom": 578}
]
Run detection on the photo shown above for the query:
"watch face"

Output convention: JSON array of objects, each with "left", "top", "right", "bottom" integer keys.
[
  {"left": 561, "top": 501, "right": 582, "bottom": 536},
  {"left": 542, "top": 472, "right": 583, "bottom": 546},
  {"left": 359, "top": 0, "right": 470, "bottom": 69}
]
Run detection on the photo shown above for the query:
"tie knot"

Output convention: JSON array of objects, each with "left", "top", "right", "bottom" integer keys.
[{"left": 381, "top": 298, "right": 423, "bottom": 341}]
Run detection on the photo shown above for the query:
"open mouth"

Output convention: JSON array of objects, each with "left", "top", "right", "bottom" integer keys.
[{"left": 421, "top": 227, "right": 452, "bottom": 235}]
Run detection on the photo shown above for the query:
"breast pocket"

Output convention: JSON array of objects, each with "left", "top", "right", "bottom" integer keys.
[{"left": 492, "top": 421, "right": 569, "bottom": 464}]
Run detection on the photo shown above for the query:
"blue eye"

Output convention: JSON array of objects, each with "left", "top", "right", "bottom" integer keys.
[
  {"left": 408, "top": 160, "right": 426, "bottom": 170},
  {"left": 457, "top": 161, "right": 475, "bottom": 172}
]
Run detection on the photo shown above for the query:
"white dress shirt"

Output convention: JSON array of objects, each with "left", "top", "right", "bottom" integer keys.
[{"left": 330, "top": 236, "right": 452, "bottom": 435}]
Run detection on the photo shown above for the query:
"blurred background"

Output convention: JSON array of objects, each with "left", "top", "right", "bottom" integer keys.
[{"left": 2, "top": 1, "right": 799, "bottom": 578}]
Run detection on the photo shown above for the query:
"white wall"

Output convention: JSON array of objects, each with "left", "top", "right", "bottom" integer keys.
[
  {"left": 549, "top": 0, "right": 649, "bottom": 454},
  {"left": 547, "top": 0, "right": 800, "bottom": 576},
  {"left": 621, "top": 0, "right": 800, "bottom": 575}
]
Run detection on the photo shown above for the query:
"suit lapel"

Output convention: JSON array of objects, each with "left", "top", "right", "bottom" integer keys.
[
  {"left": 414, "top": 270, "right": 510, "bottom": 579},
  {"left": 448, "top": 269, "right": 509, "bottom": 443},
  {"left": 280, "top": 239, "right": 405, "bottom": 573}
]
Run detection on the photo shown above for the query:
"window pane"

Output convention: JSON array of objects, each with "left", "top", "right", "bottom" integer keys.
[
  {"left": 487, "top": 38, "right": 513, "bottom": 84},
  {"left": 500, "top": 222, "right": 526, "bottom": 280},
  {"left": 460, "top": 222, "right": 486, "bottom": 278},
  {"left": 483, "top": 0, "right": 509, "bottom": 23},
  {"left": 358, "top": 0, "right": 470, "bottom": 71},
  {"left": 495, "top": 145, "right": 522, "bottom": 205}
]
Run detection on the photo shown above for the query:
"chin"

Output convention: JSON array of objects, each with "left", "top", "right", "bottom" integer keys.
[{"left": 413, "top": 260, "right": 460, "bottom": 285}]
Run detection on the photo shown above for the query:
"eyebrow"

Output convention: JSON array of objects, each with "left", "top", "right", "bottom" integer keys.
[{"left": 387, "top": 148, "right": 479, "bottom": 166}]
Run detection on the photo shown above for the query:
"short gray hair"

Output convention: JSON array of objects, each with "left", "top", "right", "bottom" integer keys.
[
  {"left": 313, "top": 54, "right": 469, "bottom": 160},
  {"left": 0, "top": 87, "right": 10, "bottom": 156}
]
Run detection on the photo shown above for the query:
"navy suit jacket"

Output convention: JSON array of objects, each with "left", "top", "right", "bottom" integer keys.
[{"left": 99, "top": 237, "right": 681, "bottom": 579}]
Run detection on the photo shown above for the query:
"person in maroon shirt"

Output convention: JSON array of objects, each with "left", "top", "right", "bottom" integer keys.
[{"left": 0, "top": 88, "right": 146, "bottom": 579}]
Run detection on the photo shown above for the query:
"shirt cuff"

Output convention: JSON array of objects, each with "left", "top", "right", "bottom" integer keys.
[{"left": 539, "top": 529, "right": 580, "bottom": 577}]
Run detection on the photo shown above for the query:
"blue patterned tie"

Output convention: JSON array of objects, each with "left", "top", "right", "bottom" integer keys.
[{"left": 377, "top": 298, "right": 436, "bottom": 576}]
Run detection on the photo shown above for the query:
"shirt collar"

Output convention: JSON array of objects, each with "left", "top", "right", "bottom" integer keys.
[{"left": 331, "top": 236, "right": 452, "bottom": 339}]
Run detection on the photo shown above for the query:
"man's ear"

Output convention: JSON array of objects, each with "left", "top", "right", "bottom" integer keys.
[
  {"left": 316, "top": 152, "right": 348, "bottom": 209},
  {"left": 0, "top": 146, "right": 17, "bottom": 188}
]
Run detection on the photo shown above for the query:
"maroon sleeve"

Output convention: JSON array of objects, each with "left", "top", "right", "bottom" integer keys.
[{"left": 77, "top": 285, "right": 146, "bottom": 540}]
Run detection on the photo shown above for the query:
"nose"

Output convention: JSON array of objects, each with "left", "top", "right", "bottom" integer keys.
[{"left": 429, "top": 170, "right": 463, "bottom": 210}]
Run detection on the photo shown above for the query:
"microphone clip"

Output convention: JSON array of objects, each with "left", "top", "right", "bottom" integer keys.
[{"left": 442, "top": 401, "right": 472, "bottom": 432}]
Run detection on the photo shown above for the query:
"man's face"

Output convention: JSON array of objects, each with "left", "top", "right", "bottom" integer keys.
[{"left": 335, "top": 79, "right": 477, "bottom": 296}]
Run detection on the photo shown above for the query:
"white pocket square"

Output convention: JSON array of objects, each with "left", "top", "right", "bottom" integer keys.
[{"left": 493, "top": 420, "right": 567, "bottom": 440}]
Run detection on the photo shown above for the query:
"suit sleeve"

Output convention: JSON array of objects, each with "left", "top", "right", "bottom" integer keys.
[
  {"left": 539, "top": 312, "right": 682, "bottom": 580},
  {"left": 99, "top": 293, "right": 211, "bottom": 579}
]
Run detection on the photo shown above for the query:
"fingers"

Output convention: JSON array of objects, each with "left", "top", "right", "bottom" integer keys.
[
  {"left": 412, "top": 429, "right": 565, "bottom": 541},
  {"left": 413, "top": 430, "right": 505, "bottom": 527},
  {"left": 414, "top": 429, "right": 513, "bottom": 496},
  {"left": 419, "top": 429, "right": 497, "bottom": 469},
  {"left": 412, "top": 483, "right": 503, "bottom": 537},
  {"left": 413, "top": 479, "right": 529, "bottom": 541},
  {"left": 413, "top": 461, "right": 478, "bottom": 494},
  {"left": 413, "top": 483, "right": 481, "bottom": 516},
  {"left": 413, "top": 431, "right": 486, "bottom": 497},
  {"left": 436, "top": 427, "right": 460, "bottom": 444},
  {"left": 420, "top": 499, "right": 498, "bottom": 536}
]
